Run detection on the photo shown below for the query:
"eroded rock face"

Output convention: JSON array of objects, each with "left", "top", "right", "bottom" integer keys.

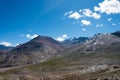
[
  {"left": 62, "top": 37, "right": 89, "bottom": 48},
  {"left": 80, "top": 64, "right": 109, "bottom": 73},
  {"left": 82, "top": 33, "right": 120, "bottom": 53}
]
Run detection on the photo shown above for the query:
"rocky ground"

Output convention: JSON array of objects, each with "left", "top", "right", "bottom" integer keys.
[{"left": 0, "top": 63, "right": 120, "bottom": 80}]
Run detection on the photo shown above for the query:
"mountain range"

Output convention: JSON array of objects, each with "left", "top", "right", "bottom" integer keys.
[
  {"left": 0, "top": 31, "right": 120, "bottom": 80},
  {"left": 0, "top": 31, "right": 120, "bottom": 67},
  {"left": 0, "top": 45, "right": 13, "bottom": 51},
  {"left": 0, "top": 36, "right": 65, "bottom": 67},
  {"left": 0, "top": 44, "right": 13, "bottom": 58}
]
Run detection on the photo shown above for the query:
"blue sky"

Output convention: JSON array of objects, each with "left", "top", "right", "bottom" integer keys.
[{"left": 0, "top": 0, "right": 120, "bottom": 46}]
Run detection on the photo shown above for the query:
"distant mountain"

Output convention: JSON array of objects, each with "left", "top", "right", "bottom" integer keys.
[
  {"left": 0, "top": 45, "right": 14, "bottom": 67},
  {"left": 0, "top": 45, "right": 13, "bottom": 51},
  {"left": 1, "top": 31, "right": 120, "bottom": 68},
  {"left": 0, "top": 45, "right": 13, "bottom": 55},
  {"left": 112, "top": 31, "right": 120, "bottom": 37},
  {"left": 82, "top": 33, "right": 120, "bottom": 53},
  {"left": 57, "top": 31, "right": 120, "bottom": 65},
  {"left": 62, "top": 37, "right": 89, "bottom": 48},
  {"left": 0, "top": 35, "right": 64, "bottom": 67}
]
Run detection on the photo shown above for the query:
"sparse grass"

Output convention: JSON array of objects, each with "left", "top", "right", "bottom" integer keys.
[
  {"left": 27, "top": 58, "right": 69, "bottom": 72},
  {"left": 0, "top": 68, "right": 22, "bottom": 75},
  {"left": 0, "top": 57, "right": 70, "bottom": 76},
  {"left": 0, "top": 51, "right": 120, "bottom": 80}
]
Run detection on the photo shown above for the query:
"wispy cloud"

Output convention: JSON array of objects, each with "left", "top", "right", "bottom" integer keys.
[
  {"left": 64, "top": 11, "right": 73, "bottom": 16},
  {"left": 21, "top": 34, "right": 38, "bottom": 39},
  {"left": 26, "top": 34, "right": 38, "bottom": 39},
  {"left": 81, "top": 20, "right": 91, "bottom": 26},
  {"left": 112, "top": 23, "right": 116, "bottom": 26},
  {"left": 108, "top": 18, "right": 112, "bottom": 21},
  {"left": 82, "top": 28, "right": 87, "bottom": 32},
  {"left": 96, "top": 24, "right": 103, "bottom": 27},
  {"left": 56, "top": 34, "right": 68, "bottom": 41}
]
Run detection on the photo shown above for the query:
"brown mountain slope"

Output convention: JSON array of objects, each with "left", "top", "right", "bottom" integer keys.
[{"left": 0, "top": 35, "right": 64, "bottom": 67}]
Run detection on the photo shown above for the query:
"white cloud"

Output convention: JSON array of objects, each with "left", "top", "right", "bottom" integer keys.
[
  {"left": 68, "top": 12, "right": 81, "bottom": 20},
  {"left": 82, "top": 28, "right": 87, "bottom": 32},
  {"left": 68, "top": 11, "right": 73, "bottom": 14},
  {"left": 92, "top": 12, "right": 101, "bottom": 19},
  {"left": 94, "top": 0, "right": 120, "bottom": 14},
  {"left": 81, "top": 20, "right": 91, "bottom": 26},
  {"left": 83, "top": 9, "right": 93, "bottom": 17},
  {"left": 79, "top": 9, "right": 82, "bottom": 13},
  {"left": 64, "top": 11, "right": 73, "bottom": 16},
  {"left": 64, "top": 8, "right": 101, "bottom": 21},
  {"left": 26, "top": 34, "right": 38, "bottom": 39},
  {"left": 108, "top": 18, "right": 112, "bottom": 21},
  {"left": 0, "top": 42, "right": 13, "bottom": 46},
  {"left": 81, "top": 9, "right": 101, "bottom": 19},
  {"left": 79, "top": 9, "right": 101, "bottom": 19},
  {"left": 56, "top": 34, "right": 68, "bottom": 41},
  {"left": 96, "top": 24, "right": 103, "bottom": 27}
]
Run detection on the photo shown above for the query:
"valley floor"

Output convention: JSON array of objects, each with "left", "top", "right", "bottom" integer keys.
[{"left": 0, "top": 64, "right": 120, "bottom": 80}]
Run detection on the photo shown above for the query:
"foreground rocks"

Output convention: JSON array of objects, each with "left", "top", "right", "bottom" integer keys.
[
  {"left": 0, "top": 64, "right": 119, "bottom": 80},
  {"left": 80, "top": 64, "right": 109, "bottom": 74}
]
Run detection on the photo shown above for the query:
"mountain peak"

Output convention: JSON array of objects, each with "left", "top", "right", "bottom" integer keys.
[
  {"left": 30, "top": 35, "right": 61, "bottom": 45},
  {"left": 32, "top": 35, "right": 49, "bottom": 40},
  {"left": 3, "top": 35, "right": 64, "bottom": 67},
  {"left": 34, "top": 35, "right": 49, "bottom": 38},
  {"left": 112, "top": 30, "right": 120, "bottom": 37}
]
